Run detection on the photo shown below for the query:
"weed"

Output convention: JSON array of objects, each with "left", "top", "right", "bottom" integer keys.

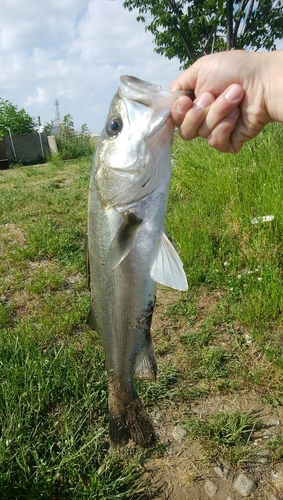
[{"left": 184, "top": 410, "right": 258, "bottom": 465}]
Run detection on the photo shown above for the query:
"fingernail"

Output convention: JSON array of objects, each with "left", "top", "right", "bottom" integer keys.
[
  {"left": 175, "top": 97, "right": 188, "bottom": 114},
  {"left": 225, "top": 85, "right": 243, "bottom": 103},
  {"left": 195, "top": 93, "right": 213, "bottom": 109}
]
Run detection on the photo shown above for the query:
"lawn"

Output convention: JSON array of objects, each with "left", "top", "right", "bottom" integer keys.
[{"left": 1, "top": 124, "right": 283, "bottom": 498}]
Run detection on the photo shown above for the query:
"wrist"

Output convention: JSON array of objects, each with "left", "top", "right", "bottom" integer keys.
[{"left": 263, "top": 50, "right": 283, "bottom": 123}]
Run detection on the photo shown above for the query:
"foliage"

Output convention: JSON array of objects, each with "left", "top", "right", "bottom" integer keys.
[
  {"left": 43, "top": 122, "right": 52, "bottom": 135},
  {"left": 123, "top": 0, "right": 283, "bottom": 67},
  {"left": 0, "top": 98, "right": 37, "bottom": 138},
  {"left": 53, "top": 114, "right": 95, "bottom": 160}
]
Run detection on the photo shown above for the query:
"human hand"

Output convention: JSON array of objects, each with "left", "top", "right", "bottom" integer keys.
[{"left": 171, "top": 51, "right": 272, "bottom": 153}]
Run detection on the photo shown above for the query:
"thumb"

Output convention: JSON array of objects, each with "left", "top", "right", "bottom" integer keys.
[{"left": 170, "top": 63, "right": 199, "bottom": 92}]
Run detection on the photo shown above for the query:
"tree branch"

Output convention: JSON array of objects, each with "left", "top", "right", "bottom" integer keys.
[
  {"left": 233, "top": 0, "right": 249, "bottom": 45},
  {"left": 166, "top": 0, "right": 196, "bottom": 61},
  {"left": 226, "top": 0, "right": 234, "bottom": 49}
]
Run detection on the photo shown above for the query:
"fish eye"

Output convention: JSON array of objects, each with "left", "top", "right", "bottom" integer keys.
[{"left": 106, "top": 116, "right": 123, "bottom": 137}]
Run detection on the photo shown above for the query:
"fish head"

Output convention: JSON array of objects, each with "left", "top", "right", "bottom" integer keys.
[{"left": 94, "top": 76, "right": 191, "bottom": 208}]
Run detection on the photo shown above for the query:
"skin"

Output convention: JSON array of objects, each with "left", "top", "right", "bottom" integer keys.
[{"left": 170, "top": 50, "right": 283, "bottom": 153}]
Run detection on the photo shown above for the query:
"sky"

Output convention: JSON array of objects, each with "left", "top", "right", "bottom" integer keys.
[{"left": 0, "top": 0, "right": 182, "bottom": 134}]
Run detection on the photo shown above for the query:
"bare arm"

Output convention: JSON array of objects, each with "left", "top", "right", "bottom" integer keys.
[{"left": 171, "top": 50, "right": 283, "bottom": 153}]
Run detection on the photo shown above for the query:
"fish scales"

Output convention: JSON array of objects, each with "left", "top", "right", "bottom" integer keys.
[{"left": 87, "top": 76, "right": 190, "bottom": 447}]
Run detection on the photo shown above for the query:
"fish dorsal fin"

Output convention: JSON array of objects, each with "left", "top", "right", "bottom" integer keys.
[
  {"left": 150, "top": 232, "right": 188, "bottom": 291},
  {"left": 105, "top": 212, "right": 142, "bottom": 271},
  {"left": 134, "top": 339, "right": 157, "bottom": 382}
]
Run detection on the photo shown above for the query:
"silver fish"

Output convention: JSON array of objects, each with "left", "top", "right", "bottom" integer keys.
[{"left": 86, "top": 76, "right": 190, "bottom": 447}]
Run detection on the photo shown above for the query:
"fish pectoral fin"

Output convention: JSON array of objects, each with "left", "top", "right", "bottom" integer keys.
[
  {"left": 150, "top": 232, "right": 188, "bottom": 291},
  {"left": 134, "top": 340, "right": 157, "bottom": 381},
  {"left": 105, "top": 212, "right": 142, "bottom": 271}
]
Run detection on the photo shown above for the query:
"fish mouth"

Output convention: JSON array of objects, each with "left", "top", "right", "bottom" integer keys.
[
  {"left": 119, "top": 75, "right": 191, "bottom": 138},
  {"left": 120, "top": 75, "right": 162, "bottom": 96},
  {"left": 120, "top": 75, "right": 194, "bottom": 106}
]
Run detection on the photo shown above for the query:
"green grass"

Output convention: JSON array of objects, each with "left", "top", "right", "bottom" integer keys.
[
  {"left": 184, "top": 410, "right": 258, "bottom": 465},
  {"left": 1, "top": 124, "right": 283, "bottom": 496},
  {"left": 168, "top": 124, "right": 283, "bottom": 331},
  {"left": 0, "top": 157, "right": 153, "bottom": 499}
]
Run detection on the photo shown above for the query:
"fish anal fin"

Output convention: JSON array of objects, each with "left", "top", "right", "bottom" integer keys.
[
  {"left": 134, "top": 340, "right": 157, "bottom": 381},
  {"left": 87, "top": 305, "right": 97, "bottom": 331},
  {"left": 150, "top": 232, "right": 188, "bottom": 291},
  {"left": 105, "top": 212, "right": 142, "bottom": 271}
]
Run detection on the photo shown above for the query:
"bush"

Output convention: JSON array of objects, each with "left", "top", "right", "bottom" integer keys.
[
  {"left": 56, "top": 132, "right": 95, "bottom": 160},
  {"left": 51, "top": 114, "right": 96, "bottom": 160}
]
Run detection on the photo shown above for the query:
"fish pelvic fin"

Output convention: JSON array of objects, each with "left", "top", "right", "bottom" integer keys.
[
  {"left": 105, "top": 211, "right": 142, "bottom": 272},
  {"left": 134, "top": 339, "right": 157, "bottom": 381},
  {"left": 109, "top": 396, "right": 156, "bottom": 448},
  {"left": 150, "top": 231, "right": 188, "bottom": 291}
]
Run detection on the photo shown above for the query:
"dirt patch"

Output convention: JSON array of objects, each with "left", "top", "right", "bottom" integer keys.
[
  {"left": 0, "top": 222, "right": 26, "bottom": 252},
  {"left": 143, "top": 285, "right": 283, "bottom": 500}
]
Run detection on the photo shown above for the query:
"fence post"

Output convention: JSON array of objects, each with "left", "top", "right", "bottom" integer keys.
[
  {"left": 8, "top": 128, "right": 17, "bottom": 163},
  {"left": 38, "top": 132, "right": 44, "bottom": 159}
]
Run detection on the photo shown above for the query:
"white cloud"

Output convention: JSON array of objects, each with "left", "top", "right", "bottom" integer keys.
[
  {"left": 24, "top": 87, "right": 49, "bottom": 107},
  {"left": 0, "top": 0, "right": 183, "bottom": 132}
]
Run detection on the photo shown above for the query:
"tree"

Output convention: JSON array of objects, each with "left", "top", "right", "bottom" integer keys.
[
  {"left": 123, "top": 0, "right": 283, "bottom": 67},
  {"left": 0, "top": 98, "right": 37, "bottom": 138}
]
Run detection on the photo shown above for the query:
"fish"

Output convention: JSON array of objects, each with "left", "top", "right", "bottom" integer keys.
[{"left": 86, "top": 75, "right": 192, "bottom": 448}]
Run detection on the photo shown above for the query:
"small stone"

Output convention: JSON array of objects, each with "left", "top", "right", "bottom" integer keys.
[
  {"left": 153, "top": 411, "right": 166, "bottom": 424},
  {"left": 262, "top": 427, "right": 276, "bottom": 439},
  {"left": 268, "top": 493, "right": 280, "bottom": 500},
  {"left": 233, "top": 473, "right": 257, "bottom": 497},
  {"left": 267, "top": 418, "right": 281, "bottom": 427},
  {"left": 204, "top": 479, "right": 219, "bottom": 498},
  {"left": 172, "top": 425, "right": 187, "bottom": 441},
  {"left": 256, "top": 447, "right": 270, "bottom": 464},
  {"left": 214, "top": 464, "right": 230, "bottom": 480}
]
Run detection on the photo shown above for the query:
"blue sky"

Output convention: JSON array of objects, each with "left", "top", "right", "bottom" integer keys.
[
  {"left": 1, "top": 1, "right": 282, "bottom": 134},
  {"left": 0, "top": 0, "right": 181, "bottom": 134}
]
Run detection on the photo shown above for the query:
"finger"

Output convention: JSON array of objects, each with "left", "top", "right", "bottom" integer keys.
[
  {"left": 207, "top": 107, "right": 242, "bottom": 153},
  {"left": 197, "top": 85, "right": 244, "bottom": 138},
  {"left": 177, "top": 93, "right": 215, "bottom": 141},
  {"left": 170, "top": 61, "right": 200, "bottom": 92},
  {"left": 170, "top": 80, "right": 183, "bottom": 92},
  {"left": 171, "top": 96, "right": 193, "bottom": 127}
]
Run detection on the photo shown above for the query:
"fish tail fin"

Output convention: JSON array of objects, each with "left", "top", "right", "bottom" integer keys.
[{"left": 108, "top": 388, "right": 156, "bottom": 448}]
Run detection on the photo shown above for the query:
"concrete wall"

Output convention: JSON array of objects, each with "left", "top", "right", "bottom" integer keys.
[
  {"left": 0, "top": 140, "right": 9, "bottom": 169},
  {"left": 3, "top": 133, "right": 53, "bottom": 164}
]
